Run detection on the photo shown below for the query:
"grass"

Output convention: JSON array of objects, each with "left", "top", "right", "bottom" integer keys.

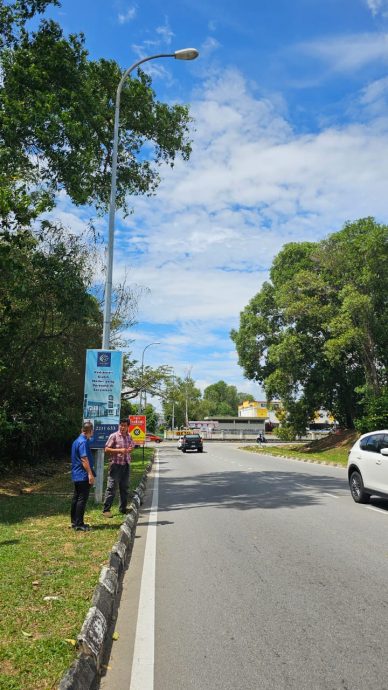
[
  {"left": 241, "top": 430, "right": 358, "bottom": 467},
  {"left": 0, "top": 448, "right": 153, "bottom": 690}
]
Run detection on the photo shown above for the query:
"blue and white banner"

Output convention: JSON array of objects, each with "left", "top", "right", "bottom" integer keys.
[{"left": 83, "top": 349, "right": 123, "bottom": 448}]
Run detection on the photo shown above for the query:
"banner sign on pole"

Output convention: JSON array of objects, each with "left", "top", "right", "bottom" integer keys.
[
  {"left": 129, "top": 415, "right": 146, "bottom": 445},
  {"left": 83, "top": 349, "right": 123, "bottom": 448}
]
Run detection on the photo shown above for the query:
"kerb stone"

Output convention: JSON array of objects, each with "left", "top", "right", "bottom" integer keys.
[{"left": 78, "top": 606, "right": 107, "bottom": 659}]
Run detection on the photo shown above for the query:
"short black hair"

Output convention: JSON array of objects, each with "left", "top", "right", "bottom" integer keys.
[{"left": 120, "top": 418, "right": 128, "bottom": 424}]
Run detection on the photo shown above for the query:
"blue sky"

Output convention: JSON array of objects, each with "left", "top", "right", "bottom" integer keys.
[{"left": 46, "top": 0, "right": 388, "bottom": 401}]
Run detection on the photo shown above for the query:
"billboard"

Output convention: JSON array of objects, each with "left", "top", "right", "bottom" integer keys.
[{"left": 83, "top": 349, "right": 123, "bottom": 448}]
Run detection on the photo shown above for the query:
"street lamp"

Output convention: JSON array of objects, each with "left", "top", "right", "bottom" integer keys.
[
  {"left": 139, "top": 342, "right": 160, "bottom": 413},
  {"left": 94, "top": 48, "right": 199, "bottom": 502},
  {"left": 102, "top": 48, "right": 199, "bottom": 349}
]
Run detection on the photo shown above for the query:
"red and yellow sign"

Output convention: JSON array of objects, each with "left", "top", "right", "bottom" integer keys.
[{"left": 129, "top": 415, "right": 146, "bottom": 444}]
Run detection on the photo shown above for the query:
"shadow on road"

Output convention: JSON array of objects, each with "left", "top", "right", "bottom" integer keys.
[{"left": 151, "top": 451, "right": 350, "bottom": 513}]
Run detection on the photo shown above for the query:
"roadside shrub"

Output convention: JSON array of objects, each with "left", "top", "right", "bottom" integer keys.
[{"left": 276, "top": 424, "right": 298, "bottom": 441}]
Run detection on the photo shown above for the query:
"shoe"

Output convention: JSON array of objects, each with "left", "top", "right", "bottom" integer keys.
[
  {"left": 102, "top": 510, "right": 113, "bottom": 518},
  {"left": 75, "top": 525, "right": 92, "bottom": 532},
  {"left": 119, "top": 508, "right": 128, "bottom": 514}
]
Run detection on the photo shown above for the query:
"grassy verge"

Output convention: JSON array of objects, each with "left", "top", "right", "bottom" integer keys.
[
  {"left": 0, "top": 448, "right": 153, "bottom": 690},
  {"left": 241, "top": 432, "right": 358, "bottom": 467}
]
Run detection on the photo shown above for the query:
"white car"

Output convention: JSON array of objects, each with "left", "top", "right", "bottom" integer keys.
[{"left": 347, "top": 430, "right": 388, "bottom": 503}]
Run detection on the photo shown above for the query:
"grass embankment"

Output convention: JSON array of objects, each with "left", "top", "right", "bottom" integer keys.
[
  {"left": 0, "top": 448, "right": 153, "bottom": 690},
  {"left": 242, "top": 430, "right": 358, "bottom": 467}
]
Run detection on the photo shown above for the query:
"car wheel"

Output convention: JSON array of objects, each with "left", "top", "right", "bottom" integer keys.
[
  {"left": 198, "top": 448, "right": 203, "bottom": 452},
  {"left": 182, "top": 448, "right": 186, "bottom": 453},
  {"left": 156, "top": 439, "right": 161, "bottom": 443},
  {"left": 349, "top": 471, "right": 370, "bottom": 504}
]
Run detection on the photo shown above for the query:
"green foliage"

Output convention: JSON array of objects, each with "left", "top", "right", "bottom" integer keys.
[
  {"left": 0, "top": 4, "right": 193, "bottom": 226},
  {"left": 203, "top": 380, "right": 240, "bottom": 416},
  {"left": 0, "top": 225, "right": 101, "bottom": 466},
  {"left": 276, "top": 425, "right": 298, "bottom": 441},
  {"left": 162, "top": 377, "right": 255, "bottom": 427},
  {"left": 231, "top": 217, "right": 388, "bottom": 431},
  {"left": 0, "top": 1, "right": 195, "bottom": 465},
  {"left": 354, "top": 387, "right": 388, "bottom": 434}
]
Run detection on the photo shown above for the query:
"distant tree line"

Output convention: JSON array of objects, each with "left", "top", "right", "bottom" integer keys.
[
  {"left": 231, "top": 218, "right": 388, "bottom": 437},
  {"left": 162, "top": 378, "right": 255, "bottom": 429}
]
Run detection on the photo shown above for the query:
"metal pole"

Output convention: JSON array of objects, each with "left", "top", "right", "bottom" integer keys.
[
  {"left": 96, "top": 50, "right": 198, "bottom": 502},
  {"left": 139, "top": 341, "right": 160, "bottom": 414}
]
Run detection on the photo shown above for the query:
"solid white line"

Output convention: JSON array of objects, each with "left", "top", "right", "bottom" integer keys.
[
  {"left": 129, "top": 453, "right": 159, "bottom": 690},
  {"left": 366, "top": 505, "right": 388, "bottom": 516},
  {"left": 322, "top": 493, "right": 339, "bottom": 499}
]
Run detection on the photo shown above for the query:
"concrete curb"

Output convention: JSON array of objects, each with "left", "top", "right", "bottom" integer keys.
[{"left": 58, "top": 460, "right": 153, "bottom": 690}]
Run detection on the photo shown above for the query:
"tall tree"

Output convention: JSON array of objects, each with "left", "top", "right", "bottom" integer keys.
[
  {"left": 0, "top": 1, "right": 193, "bottom": 226},
  {"left": 203, "top": 380, "right": 240, "bottom": 416},
  {"left": 0, "top": 224, "right": 101, "bottom": 464},
  {"left": 231, "top": 218, "right": 388, "bottom": 431}
]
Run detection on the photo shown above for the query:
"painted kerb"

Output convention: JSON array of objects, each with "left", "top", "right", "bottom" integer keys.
[{"left": 58, "top": 460, "right": 153, "bottom": 690}]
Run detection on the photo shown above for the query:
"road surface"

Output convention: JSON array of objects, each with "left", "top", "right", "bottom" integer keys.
[{"left": 100, "top": 441, "right": 388, "bottom": 690}]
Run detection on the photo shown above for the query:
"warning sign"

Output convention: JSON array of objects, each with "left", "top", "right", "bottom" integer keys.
[{"left": 129, "top": 415, "right": 146, "bottom": 444}]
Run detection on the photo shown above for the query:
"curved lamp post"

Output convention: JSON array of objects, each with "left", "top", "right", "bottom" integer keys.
[
  {"left": 139, "top": 341, "right": 160, "bottom": 413},
  {"left": 95, "top": 48, "right": 199, "bottom": 503},
  {"left": 102, "top": 48, "right": 199, "bottom": 349}
]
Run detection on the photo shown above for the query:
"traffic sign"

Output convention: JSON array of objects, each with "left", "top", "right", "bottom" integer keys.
[{"left": 129, "top": 415, "right": 146, "bottom": 444}]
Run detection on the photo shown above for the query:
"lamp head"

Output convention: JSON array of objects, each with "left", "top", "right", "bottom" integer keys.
[{"left": 174, "top": 48, "right": 199, "bottom": 61}]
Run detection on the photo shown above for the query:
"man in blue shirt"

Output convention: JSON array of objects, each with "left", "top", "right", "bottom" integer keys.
[{"left": 71, "top": 421, "right": 95, "bottom": 531}]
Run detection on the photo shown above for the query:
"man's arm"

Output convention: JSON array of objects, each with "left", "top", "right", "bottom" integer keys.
[{"left": 81, "top": 456, "right": 95, "bottom": 485}]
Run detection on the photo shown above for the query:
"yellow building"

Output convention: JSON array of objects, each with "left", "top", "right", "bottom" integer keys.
[{"left": 238, "top": 400, "right": 281, "bottom": 423}]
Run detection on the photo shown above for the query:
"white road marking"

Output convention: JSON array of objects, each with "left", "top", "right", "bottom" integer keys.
[
  {"left": 366, "top": 506, "right": 388, "bottom": 516},
  {"left": 322, "top": 493, "right": 339, "bottom": 498},
  {"left": 129, "top": 453, "right": 159, "bottom": 690}
]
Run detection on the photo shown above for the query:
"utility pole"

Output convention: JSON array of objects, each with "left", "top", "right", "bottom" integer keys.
[{"left": 184, "top": 366, "right": 192, "bottom": 428}]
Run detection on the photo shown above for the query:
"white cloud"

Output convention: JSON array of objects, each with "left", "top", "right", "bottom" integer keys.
[
  {"left": 156, "top": 19, "right": 174, "bottom": 46},
  {"left": 51, "top": 66, "right": 388, "bottom": 395},
  {"left": 118, "top": 6, "right": 136, "bottom": 24},
  {"left": 297, "top": 32, "right": 388, "bottom": 72},
  {"left": 366, "top": 0, "right": 388, "bottom": 16}
]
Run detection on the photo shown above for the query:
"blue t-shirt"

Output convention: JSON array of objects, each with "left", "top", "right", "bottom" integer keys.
[{"left": 71, "top": 433, "right": 95, "bottom": 482}]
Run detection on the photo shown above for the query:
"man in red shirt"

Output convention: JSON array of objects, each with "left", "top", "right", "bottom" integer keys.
[{"left": 102, "top": 419, "right": 135, "bottom": 517}]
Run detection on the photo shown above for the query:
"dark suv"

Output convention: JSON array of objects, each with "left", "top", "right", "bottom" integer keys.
[{"left": 181, "top": 434, "right": 203, "bottom": 453}]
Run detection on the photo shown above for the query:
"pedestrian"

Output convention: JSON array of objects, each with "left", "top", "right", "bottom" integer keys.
[
  {"left": 70, "top": 421, "right": 95, "bottom": 532},
  {"left": 102, "top": 419, "right": 135, "bottom": 517}
]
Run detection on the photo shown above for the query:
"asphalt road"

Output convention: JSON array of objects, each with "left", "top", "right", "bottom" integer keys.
[{"left": 100, "top": 442, "right": 388, "bottom": 690}]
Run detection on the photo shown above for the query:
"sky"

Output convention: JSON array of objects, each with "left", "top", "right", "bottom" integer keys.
[{"left": 45, "top": 0, "right": 388, "bottom": 403}]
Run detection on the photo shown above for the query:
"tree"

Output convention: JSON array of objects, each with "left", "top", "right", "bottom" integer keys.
[
  {"left": 163, "top": 375, "right": 203, "bottom": 428},
  {"left": 0, "top": 2, "right": 193, "bottom": 226},
  {"left": 203, "top": 380, "right": 240, "bottom": 416},
  {"left": 231, "top": 218, "right": 388, "bottom": 430},
  {"left": 0, "top": 224, "right": 101, "bottom": 465},
  {"left": 0, "top": 1, "right": 195, "bottom": 463}
]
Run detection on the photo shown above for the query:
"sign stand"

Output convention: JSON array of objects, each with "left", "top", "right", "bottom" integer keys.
[
  {"left": 81, "top": 349, "right": 123, "bottom": 504},
  {"left": 129, "top": 415, "right": 146, "bottom": 466}
]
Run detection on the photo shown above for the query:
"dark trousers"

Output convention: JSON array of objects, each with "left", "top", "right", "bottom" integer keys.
[
  {"left": 71, "top": 480, "right": 90, "bottom": 527},
  {"left": 103, "top": 463, "right": 130, "bottom": 513}
]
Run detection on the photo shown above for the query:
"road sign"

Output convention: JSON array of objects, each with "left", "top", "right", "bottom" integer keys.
[
  {"left": 83, "top": 349, "right": 123, "bottom": 448},
  {"left": 129, "top": 415, "right": 146, "bottom": 444}
]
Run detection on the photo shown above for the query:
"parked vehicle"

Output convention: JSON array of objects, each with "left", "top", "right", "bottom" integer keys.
[
  {"left": 256, "top": 433, "right": 266, "bottom": 444},
  {"left": 146, "top": 434, "right": 162, "bottom": 443},
  {"left": 347, "top": 430, "right": 388, "bottom": 503},
  {"left": 181, "top": 434, "right": 203, "bottom": 453}
]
